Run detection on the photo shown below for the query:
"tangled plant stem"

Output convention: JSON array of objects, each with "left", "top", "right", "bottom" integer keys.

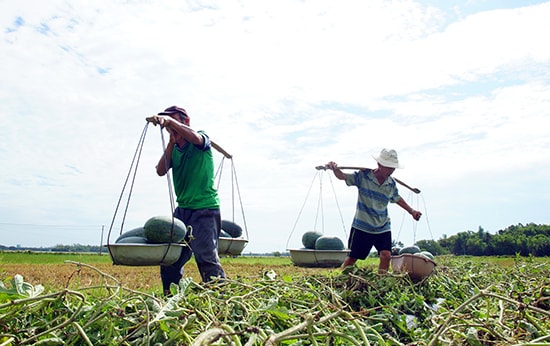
[
  {"left": 0, "top": 256, "right": 549, "bottom": 345},
  {"left": 429, "top": 289, "right": 550, "bottom": 346}
]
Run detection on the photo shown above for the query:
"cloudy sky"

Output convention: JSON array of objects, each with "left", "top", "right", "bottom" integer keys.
[{"left": 1, "top": 0, "right": 549, "bottom": 254}]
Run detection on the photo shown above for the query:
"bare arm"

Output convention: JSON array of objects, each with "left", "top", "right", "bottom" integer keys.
[
  {"left": 148, "top": 115, "right": 205, "bottom": 176},
  {"left": 396, "top": 198, "right": 422, "bottom": 221},
  {"left": 156, "top": 142, "right": 174, "bottom": 176},
  {"left": 326, "top": 161, "right": 346, "bottom": 180},
  {"left": 147, "top": 115, "right": 204, "bottom": 146}
]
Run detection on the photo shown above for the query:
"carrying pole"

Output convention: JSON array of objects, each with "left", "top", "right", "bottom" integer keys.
[{"left": 315, "top": 165, "right": 421, "bottom": 194}]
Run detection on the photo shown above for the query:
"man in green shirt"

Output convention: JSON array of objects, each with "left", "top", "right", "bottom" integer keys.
[{"left": 149, "top": 105, "right": 225, "bottom": 295}]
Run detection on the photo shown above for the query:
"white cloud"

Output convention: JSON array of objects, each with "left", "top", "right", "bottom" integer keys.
[{"left": 1, "top": 0, "right": 549, "bottom": 252}]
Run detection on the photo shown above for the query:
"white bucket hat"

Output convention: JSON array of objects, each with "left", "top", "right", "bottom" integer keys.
[{"left": 373, "top": 148, "right": 401, "bottom": 168}]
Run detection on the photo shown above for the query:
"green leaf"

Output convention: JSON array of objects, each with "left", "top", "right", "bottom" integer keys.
[{"left": 0, "top": 274, "right": 44, "bottom": 300}]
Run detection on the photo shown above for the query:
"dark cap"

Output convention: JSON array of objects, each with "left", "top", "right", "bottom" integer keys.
[{"left": 158, "top": 105, "right": 188, "bottom": 118}]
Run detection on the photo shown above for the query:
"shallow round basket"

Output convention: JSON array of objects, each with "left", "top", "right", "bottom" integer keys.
[
  {"left": 107, "top": 243, "right": 187, "bottom": 266},
  {"left": 289, "top": 248, "right": 350, "bottom": 268},
  {"left": 218, "top": 237, "right": 248, "bottom": 256},
  {"left": 391, "top": 253, "right": 436, "bottom": 280}
]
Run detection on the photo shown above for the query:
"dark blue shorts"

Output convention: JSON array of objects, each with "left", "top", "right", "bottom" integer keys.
[{"left": 348, "top": 227, "right": 392, "bottom": 260}]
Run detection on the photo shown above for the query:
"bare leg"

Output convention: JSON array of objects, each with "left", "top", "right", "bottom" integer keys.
[
  {"left": 341, "top": 256, "right": 357, "bottom": 269},
  {"left": 378, "top": 250, "right": 391, "bottom": 274}
]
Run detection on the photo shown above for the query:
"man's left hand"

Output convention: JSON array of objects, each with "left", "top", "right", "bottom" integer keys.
[{"left": 411, "top": 210, "right": 422, "bottom": 221}]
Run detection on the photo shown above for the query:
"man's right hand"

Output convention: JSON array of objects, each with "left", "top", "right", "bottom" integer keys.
[
  {"left": 326, "top": 161, "right": 338, "bottom": 170},
  {"left": 146, "top": 115, "right": 159, "bottom": 124},
  {"left": 146, "top": 115, "right": 171, "bottom": 127}
]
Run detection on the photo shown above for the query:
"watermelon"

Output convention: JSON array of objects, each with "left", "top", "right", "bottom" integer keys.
[
  {"left": 115, "top": 236, "right": 149, "bottom": 244},
  {"left": 143, "top": 216, "right": 187, "bottom": 243},
  {"left": 221, "top": 220, "right": 243, "bottom": 238},
  {"left": 391, "top": 246, "right": 402, "bottom": 256},
  {"left": 220, "top": 229, "right": 231, "bottom": 238},
  {"left": 419, "top": 251, "right": 435, "bottom": 260},
  {"left": 115, "top": 227, "right": 145, "bottom": 243},
  {"left": 315, "top": 236, "right": 345, "bottom": 251},
  {"left": 399, "top": 245, "right": 421, "bottom": 255},
  {"left": 302, "top": 231, "right": 322, "bottom": 249}
]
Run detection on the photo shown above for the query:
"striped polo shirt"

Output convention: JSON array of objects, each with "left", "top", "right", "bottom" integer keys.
[{"left": 344, "top": 169, "right": 402, "bottom": 234}]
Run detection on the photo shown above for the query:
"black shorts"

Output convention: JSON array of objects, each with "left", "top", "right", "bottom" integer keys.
[{"left": 348, "top": 227, "right": 392, "bottom": 260}]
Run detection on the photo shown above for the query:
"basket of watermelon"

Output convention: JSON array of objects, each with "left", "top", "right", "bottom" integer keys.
[
  {"left": 107, "top": 216, "right": 189, "bottom": 266},
  {"left": 391, "top": 245, "right": 436, "bottom": 280},
  {"left": 289, "top": 231, "right": 350, "bottom": 268},
  {"left": 218, "top": 220, "right": 248, "bottom": 256}
]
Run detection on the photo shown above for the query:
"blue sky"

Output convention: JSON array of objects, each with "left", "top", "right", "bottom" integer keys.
[{"left": 1, "top": 0, "right": 549, "bottom": 254}]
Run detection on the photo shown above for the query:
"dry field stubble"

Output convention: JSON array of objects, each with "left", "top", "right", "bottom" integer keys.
[{"left": 1, "top": 254, "right": 345, "bottom": 294}]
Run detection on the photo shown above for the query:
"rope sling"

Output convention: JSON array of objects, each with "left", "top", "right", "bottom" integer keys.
[
  {"left": 313, "top": 164, "right": 432, "bottom": 247},
  {"left": 106, "top": 121, "right": 247, "bottom": 264},
  {"left": 394, "top": 191, "right": 435, "bottom": 246},
  {"left": 214, "top": 154, "right": 249, "bottom": 242},
  {"left": 286, "top": 167, "right": 348, "bottom": 250},
  {"left": 287, "top": 165, "right": 433, "bottom": 249},
  {"left": 106, "top": 123, "right": 184, "bottom": 265}
]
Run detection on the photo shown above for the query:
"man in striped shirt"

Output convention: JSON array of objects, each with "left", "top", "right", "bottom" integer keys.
[{"left": 326, "top": 149, "right": 421, "bottom": 273}]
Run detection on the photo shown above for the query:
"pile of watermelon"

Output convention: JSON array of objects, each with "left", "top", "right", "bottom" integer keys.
[
  {"left": 393, "top": 245, "right": 435, "bottom": 260},
  {"left": 220, "top": 220, "right": 243, "bottom": 238},
  {"left": 301, "top": 231, "right": 345, "bottom": 251},
  {"left": 115, "top": 216, "right": 187, "bottom": 244}
]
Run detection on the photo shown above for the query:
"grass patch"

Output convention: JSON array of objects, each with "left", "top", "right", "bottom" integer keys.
[{"left": 0, "top": 251, "right": 111, "bottom": 264}]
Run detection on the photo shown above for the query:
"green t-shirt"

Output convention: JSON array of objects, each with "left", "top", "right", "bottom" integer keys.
[{"left": 171, "top": 131, "right": 220, "bottom": 210}]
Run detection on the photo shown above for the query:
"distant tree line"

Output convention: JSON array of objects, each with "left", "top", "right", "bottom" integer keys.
[
  {"left": 2, "top": 223, "right": 550, "bottom": 257},
  {"left": 0, "top": 244, "right": 103, "bottom": 253},
  {"left": 413, "top": 223, "right": 550, "bottom": 256}
]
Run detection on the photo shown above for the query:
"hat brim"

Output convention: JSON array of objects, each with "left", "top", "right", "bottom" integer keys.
[
  {"left": 158, "top": 110, "right": 188, "bottom": 118},
  {"left": 372, "top": 155, "right": 402, "bottom": 169}
]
